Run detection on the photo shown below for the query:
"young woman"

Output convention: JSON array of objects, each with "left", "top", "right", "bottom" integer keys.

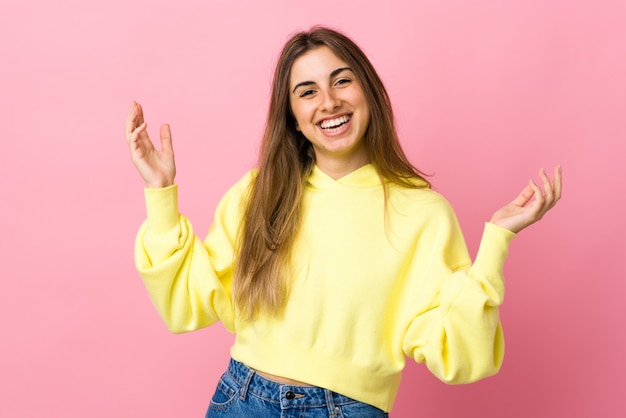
[{"left": 125, "top": 27, "right": 561, "bottom": 417}]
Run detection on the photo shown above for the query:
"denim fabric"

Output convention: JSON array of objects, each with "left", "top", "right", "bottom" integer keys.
[{"left": 206, "top": 359, "right": 388, "bottom": 418}]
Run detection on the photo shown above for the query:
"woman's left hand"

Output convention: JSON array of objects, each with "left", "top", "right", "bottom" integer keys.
[{"left": 489, "top": 166, "right": 562, "bottom": 233}]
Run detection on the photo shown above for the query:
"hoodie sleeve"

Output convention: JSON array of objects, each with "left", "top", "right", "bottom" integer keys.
[
  {"left": 134, "top": 172, "right": 253, "bottom": 334},
  {"left": 402, "top": 203, "right": 516, "bottom": 383}
]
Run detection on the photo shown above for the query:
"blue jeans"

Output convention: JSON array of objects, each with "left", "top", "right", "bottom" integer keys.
[{"left": 205, "top": 359, "right": 389, "bottom": 418}]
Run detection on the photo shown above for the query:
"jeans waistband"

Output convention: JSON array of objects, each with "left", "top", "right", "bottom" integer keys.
[{"left": 227, "top": 358, "right": 355, "bottom": 410}]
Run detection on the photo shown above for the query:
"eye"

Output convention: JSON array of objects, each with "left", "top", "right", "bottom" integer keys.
[
  {"left": 299, "top": 89, "right": 316, "bottom": 98},
  {"left": 335, "top": 78, "right": 352, "bottom": 87}
]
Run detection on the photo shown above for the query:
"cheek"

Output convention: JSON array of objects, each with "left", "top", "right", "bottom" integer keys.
[{"left": 291, "top": 104, "right": 313, "bottom": 130}]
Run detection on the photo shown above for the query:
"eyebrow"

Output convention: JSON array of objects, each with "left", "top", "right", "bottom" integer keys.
[{"left": 291, "top": 67, "right": 353, "bottom": 94}]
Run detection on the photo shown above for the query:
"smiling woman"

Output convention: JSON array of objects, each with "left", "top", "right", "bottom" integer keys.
[
  {"left": 125, "top": 26, "right": 561, "bottom": 417},
  {"left": 289, "top": 47, "right": 371, "bottom": 177}
]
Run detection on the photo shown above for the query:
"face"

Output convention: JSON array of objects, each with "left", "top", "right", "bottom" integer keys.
[{"left": 289, "top": 46, "right": 371, "bottom": 177}]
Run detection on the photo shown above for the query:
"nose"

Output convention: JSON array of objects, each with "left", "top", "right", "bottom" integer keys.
[{"left": 320, "top": 89, "right": 340, "bottom": 112}]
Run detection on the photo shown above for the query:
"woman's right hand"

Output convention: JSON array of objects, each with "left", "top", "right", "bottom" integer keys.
[{"left": 125, "top": 101, "right": 176, "bottom": 188}]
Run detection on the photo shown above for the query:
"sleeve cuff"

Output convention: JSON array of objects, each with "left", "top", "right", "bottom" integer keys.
[
  {"left": 472, "top": 222, "right": 517, "bottom": 279},
  {"left": 144, "top": 184, "right": 180, "bottom": 235}
]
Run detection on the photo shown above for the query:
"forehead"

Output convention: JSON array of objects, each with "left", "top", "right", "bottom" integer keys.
[{"left": 289, "top": 46, "right": 350, "bottom": 87}]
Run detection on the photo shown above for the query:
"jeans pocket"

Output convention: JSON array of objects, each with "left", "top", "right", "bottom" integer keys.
[{"left": 208, "top": 374, "right": 239, "bottom": 412}]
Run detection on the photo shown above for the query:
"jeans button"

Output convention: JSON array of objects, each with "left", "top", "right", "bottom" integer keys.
[{"left": 285, "top": 390, "right": 296, "bottom": 400}]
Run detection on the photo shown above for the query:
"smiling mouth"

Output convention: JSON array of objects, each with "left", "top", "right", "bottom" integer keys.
[{"left": 319, "top": 115, "right": 351, "bottom": 132}]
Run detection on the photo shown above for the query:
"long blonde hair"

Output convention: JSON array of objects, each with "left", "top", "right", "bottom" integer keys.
[{"left": 234, "top": 27, "right": 429, "bottom": 319}]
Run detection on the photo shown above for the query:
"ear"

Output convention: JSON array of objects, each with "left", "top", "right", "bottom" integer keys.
[{"left": 295, "top": 123, "right": 301, "bottom": 131}]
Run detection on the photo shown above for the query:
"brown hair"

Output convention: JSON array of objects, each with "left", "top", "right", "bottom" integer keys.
[{"left": 234, "top": 26, "right": 429, "bottom": 319}]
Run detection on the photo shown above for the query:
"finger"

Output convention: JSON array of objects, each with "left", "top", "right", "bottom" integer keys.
[
  {"left": 510, "top": 184, "right": 535, "bottom": 207},
  {"left": 136, "top": 101, "right": 145, "bottom": 126},
  {"left": 128, "top": 122, "right": 147, "bottom": 146},
  {"left": 160, "top": 124, "right": 174, "bottom": 154},
  {"left": 134, "top": 103, "right": 152, "bottom": 146},
  {"left": 538, "top": 168, "right": 554, "bottom": 205},
  {"left": 553, "top": 165, "right": 563, "bottom": 203},
  {"left": 528, "top": 179, "right": 545, "bottom": 212},
  {"left": 125, "top": 101, "right": 139, "bottom": 138}
]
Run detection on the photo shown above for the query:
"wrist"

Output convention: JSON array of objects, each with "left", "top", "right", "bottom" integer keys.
[
  {"left": 145, "top": 180, "right": 174, "bottom": 189},
  {"left": 144, "top": 175, "right": 175, "bottom": 189}
]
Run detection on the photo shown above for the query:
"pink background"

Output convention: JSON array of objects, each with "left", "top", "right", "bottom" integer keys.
[{"left": 1, "top": 0, "right": 624, "bottom": 417}]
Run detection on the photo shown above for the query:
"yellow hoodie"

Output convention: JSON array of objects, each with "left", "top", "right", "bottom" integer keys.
[{"left": 135, "top": 164, "right": 515, "bottom": 412}]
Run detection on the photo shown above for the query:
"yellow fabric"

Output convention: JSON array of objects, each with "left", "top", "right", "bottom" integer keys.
[{"left": 135, "top": 164, "right": 515, "bottom": 412}]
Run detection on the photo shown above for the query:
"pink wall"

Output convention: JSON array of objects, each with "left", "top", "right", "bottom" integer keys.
[{"left": 1, "top": 0, "right": 624, "bottom": 417}]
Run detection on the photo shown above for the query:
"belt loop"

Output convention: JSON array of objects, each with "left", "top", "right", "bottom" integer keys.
[
  {"left": 324, "top": 389, "right": 339, "bottom": 418},
  {"left": 239, "top": 365, "right": 255, "bottom": 401}
]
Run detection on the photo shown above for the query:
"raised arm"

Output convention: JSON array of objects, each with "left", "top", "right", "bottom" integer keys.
[
  {"left": 402, "top": 168, "right": 562, "bottom": 383},
  {"left": 125, "top": 102, "right": 243, "bottom": 333}
]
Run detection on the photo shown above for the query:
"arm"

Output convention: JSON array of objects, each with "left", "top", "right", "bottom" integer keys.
[
  {"left": 402, "top": 219, "right": 513, "bottom": 383},
  {"left": 134, "top": 180, "right": 248, "bottom": 333},
  {"left": 125, "top": 102, "right": 244, "bottom": 333},
  {"left": 403, "top": 168, "right": 562, "bottom": 383}
]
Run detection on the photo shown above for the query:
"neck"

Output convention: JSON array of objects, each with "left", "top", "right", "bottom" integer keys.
[{"left": 314, "top": 152, "right": 371, "bottom": 180}]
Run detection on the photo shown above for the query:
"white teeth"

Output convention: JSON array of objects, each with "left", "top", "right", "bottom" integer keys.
[{"left": 320, "top": 115, "right": 350, "bottom": 129}]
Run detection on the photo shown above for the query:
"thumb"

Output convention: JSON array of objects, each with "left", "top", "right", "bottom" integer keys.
[{"left": 160, "top": 124, "right": 174, "bottom": 153}]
